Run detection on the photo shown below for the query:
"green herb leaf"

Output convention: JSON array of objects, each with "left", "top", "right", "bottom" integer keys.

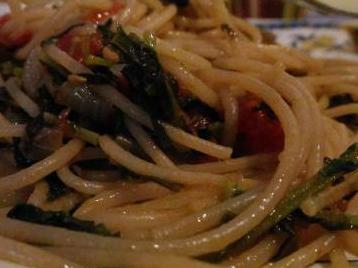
[
  {"left": 7, "top": 204, "right": 114, "bottom": 236},
  {"left": 110, "top": 27, "right": 183, "bottom": 123},
  {"left": 223, "top": 143, "right": 358, "bottom": 256},
  {"left": 295, "top": 209, "right": 358, "bottom": 230},
  {"left": 45, "top": 173, "right": 71, "bottom": 201}
]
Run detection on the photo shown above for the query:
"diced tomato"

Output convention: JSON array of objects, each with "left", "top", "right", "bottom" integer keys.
[
  {"left": 295, "top": 224, "right": 327, "bottom": 247},
  {"left": 333, "top": 199, "right": 348, "bottom": 212},
  {"left": 0, "top": 15, "right": 32, "bottom": 47},
  {"left": 235, "top": 94, "right": 284, "bottom": 155},
  {"left": 56, "top": 29, "right": 103, "bottom": 63},
  {"left": 86, "top": 1, "right": 124, "bottom": 24},
  {"left": 56, "top": 109, "right": 72, "bottom": 137}
]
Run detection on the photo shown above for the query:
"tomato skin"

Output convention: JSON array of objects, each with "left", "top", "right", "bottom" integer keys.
[
  {"left": 0, "top": 15, "right": 32, "bottom": 47},
  {"left": 236, "top": 95, "right": 284, "bottom": 155},
  {"left": 56, "top": 29, "right": 103, "bottom": 63},
  {"left": 86, "top": 1, "right": 124, "bottom": 24}
]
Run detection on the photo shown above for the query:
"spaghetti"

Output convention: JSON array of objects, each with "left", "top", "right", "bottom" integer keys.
[{"left": 0, "top": 0, "right": 358, "bottom": 267}]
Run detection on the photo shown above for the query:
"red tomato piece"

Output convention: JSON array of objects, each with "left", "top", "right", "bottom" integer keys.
[
  {"left": 56, "top": 109, "right": 72, "bottom": 136},
  {"left": 0, "top": 15, "right": 32, "bottom": 47},
  {"left": 236, "top": 94, "right": 284, "bottom": 155},
  {"left": 87, "top": 1, "right": 124, "bottom": 24},
  {"left": 56, "top": 29, "right": 103, "bottom": 63}
]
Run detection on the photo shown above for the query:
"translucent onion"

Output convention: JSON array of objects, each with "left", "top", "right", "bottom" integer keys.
[
  {"left": 4, "top": 78, "right": 40, "bottom": 118},
  {"left": 44, "top": 45, "right": 93, "bottom": 74},
  {"left": 92, "top": 85, "right": 153, "bottom": 129},
  {"left": 23, "top": 47, "right": 44, "bottom": 97}
]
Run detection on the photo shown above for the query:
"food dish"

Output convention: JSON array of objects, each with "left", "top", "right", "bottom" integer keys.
[{"left": 0, "top": 1, "right": 358, "bottom": 268}]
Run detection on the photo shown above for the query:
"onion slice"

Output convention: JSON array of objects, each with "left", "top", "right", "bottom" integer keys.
[
  {"left": 44, "top": 45, "right": 93, "bottom": 75},
  {"left": 4, "top": 78, "right": 40, "bottom": 118},
  {"left": 23, "top": 47, "right": 45, "bottom": 98},
  {"left": 92, "top": 85, "right": 153, "bottom": 128}
]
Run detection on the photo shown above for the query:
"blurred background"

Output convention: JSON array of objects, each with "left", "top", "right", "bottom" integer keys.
[
  {"left": 231, "top": 0, "right": 355, "bottom": 19},
  {"left": 232, "top": 0, "right": 297, "bottom": 18},
  {"left": 229, "top": 0, "right": 358, "bottom": 60}
]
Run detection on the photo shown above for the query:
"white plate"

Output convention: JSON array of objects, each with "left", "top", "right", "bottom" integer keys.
[{"left": 0, "top": 3, "right": 9, "bottom": 16}]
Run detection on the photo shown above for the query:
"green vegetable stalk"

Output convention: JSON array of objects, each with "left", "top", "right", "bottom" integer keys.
[
  {"left": 225, "top": 143, "right": 358, "bottom": 254},
  {"left": 7, "top": 204, "right": 113, "bottom": 236},
  {"left": 298, "top": 210, "right": 358, "bottom": 231}
]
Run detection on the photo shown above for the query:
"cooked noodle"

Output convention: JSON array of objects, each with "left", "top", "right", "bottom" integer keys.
[{"left": 0, "top": 1, "right": 357, "bottom": 267}]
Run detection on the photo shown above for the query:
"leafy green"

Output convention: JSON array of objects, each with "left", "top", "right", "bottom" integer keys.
[
  {"left": 98, "top": 24, "right": 195, "bottom": 151},
  {"left": 179, "top": 97, "right": 223, "bottom": 140},
  {"left": 100, "top": 26, "right": 187, "bottom": 129},
  {"left": 12, "top": 138, "right": 34, "bottom": 168},
  {"left": 40, "top": 57, "right": 68, "bottom": 85},
  {"left": 84, "top": 55, "right": 112, "bottom": 67},
  {"left": 271, "top": 216, "right": 298, "bottom": 261},
  {"left": 296, "top": 210, "right": 358, "bottom": 231},
  {"left": 14, "top": 113, "right": 55, "bottom": 167},
  {"left": 0, "top": 60, "right": 23, "bottom": 79},
  {"left": 43, "top": 112, "right": 100, "bottom": 145},
  {"left": 38, "top": 86, "right": 63, "bottom": 115},
  {"left": 45, "top": 173, "right": 71, "bottom": 201},
  {"left": 25, "top": 114, "right": 45, "bottom": 142},
  {"left": 7, "top": 204, "right": 113, "bottom": 236},
  {"left": 223, "top": 143, "right": 358, "bottom": 255},
  {"left": 83, "top": 65, "right": 119, "bottom": 87}
]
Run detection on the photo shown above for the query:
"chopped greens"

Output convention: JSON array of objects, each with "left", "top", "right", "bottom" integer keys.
[
  {"left": 12, "top": 138, "right": 34, "bottom": 168},
  {"left": 7, "top": 204, "right": 113, "bottom": 236},
  {"left": 179, "top": 97, "right": 223, "bottom": 139},
  {"left": 37, "top": 86, "right": 63, "bottom": 115},
  {"left": 296, "top": 210, "right": 358, "bottom": 231},
  {"left": 83, "top": 65, "right": 119, "bottom": 86},
  {"left": 0, "top": 60, "right": 23, "bottom": 79},
  {"left": 84, "top": 55, "right": 112, "bottom": 67},
  {"left": 25, "top": 114, "right": 45, "bottom": 142},
  {"left": 271, "top": 216, "right": 298, "bottom": 260},
  {"left": 39, "top": 57, "right": 68, "bottom": 85},
  {"left": 14, "top": 113, "right": 56, "bottom": 166},
  {"left": 100, "top": 25, "right": 187, "bottom": 130},
  {"left": 45, "top": 173, "right": 71, "bottom": 201},
  {"left": 223, "top": 143, "right": 358, "bottom": 255},
  {"left": 43, "top": 112, "right": 100, "bottom": 145}
]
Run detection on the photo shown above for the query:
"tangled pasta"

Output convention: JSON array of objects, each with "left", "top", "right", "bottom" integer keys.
[{"left": 0, "top": 1, "right": 358, "bottom": 267}]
